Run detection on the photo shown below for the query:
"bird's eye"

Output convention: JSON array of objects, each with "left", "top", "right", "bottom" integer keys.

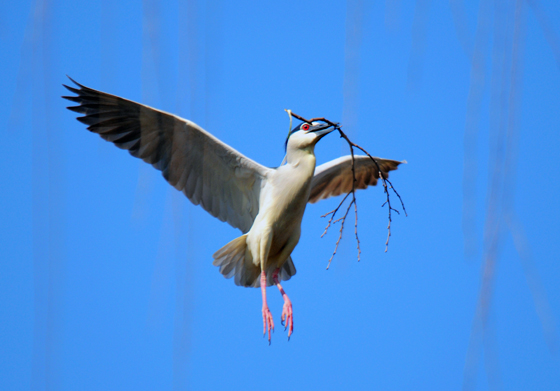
[{"left": 302, "top": 123, "right": 310, "bottom": 131}]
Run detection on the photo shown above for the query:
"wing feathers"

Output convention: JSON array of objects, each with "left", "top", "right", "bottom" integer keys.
[
  {"left": 63, "top": 78, "right": 269, "bottom": 232},
  {"left": 309, "top": 155, "right": 404, "bottom": 204}
]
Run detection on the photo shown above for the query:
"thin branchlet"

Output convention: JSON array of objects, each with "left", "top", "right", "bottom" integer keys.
[{"left": 288, "top": 111, "right": 406, "bottom": 266}]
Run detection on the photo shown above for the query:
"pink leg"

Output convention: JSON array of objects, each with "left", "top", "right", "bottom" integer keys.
[
  {"left": 261, "top": 271, "right": 274, "bottom": 344},
  {"left": 273, "top": 269, "right": 294, "bottom": 339}
]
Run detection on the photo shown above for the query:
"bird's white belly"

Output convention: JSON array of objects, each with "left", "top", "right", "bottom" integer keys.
[{"left": 246, "top": 160, "right": 315, "bottom": 270}]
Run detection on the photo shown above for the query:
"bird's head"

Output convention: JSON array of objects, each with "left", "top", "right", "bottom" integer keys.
[{"left": 285, "top": 121, "right": 336, "bottom": 152}]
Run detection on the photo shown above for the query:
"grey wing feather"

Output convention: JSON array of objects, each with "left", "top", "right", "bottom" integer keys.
[
  {"left": 63, "top": 77, "right": 269, "bottom": 233},
  {"left": 308, "top": 155, "right": 405, "bottom": 203}
]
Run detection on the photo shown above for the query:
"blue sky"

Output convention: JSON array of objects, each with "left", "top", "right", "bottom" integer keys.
[{"left": 1, "top": 0, "right": 560, "bottom": 390}]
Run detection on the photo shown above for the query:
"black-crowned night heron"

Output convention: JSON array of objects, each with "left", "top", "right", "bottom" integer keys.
[{"left": 63, "top": 77, "right": 404, "bottom": 343}]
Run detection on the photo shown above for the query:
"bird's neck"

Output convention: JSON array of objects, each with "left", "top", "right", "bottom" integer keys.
[{"left": 286, "top": 146, "right": 317, "bottom": 169}]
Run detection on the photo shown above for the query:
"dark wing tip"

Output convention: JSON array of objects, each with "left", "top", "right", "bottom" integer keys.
[
  {"left": 63, "top": 76, "right": 96, "bottom": 96},
  {"left": 62, "top": 84, "right": 81, "bottom": 95},
  {"left": 76, "top": 116, "right": 88, "bottom": 124},
  {"left": 66, "top": 75, "right": 83, "bottom": 88},
  {"left": 66, "top": 105, "right": 83, "bottom": 113},
  {"left": 62, "top": 95, "right": 81, "bottom": 103}
]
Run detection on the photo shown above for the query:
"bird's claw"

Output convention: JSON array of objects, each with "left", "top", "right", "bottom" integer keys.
[
  {"left": 262, "top": 305, "right": 274, "bottom": 344},
  {"left": 281, "top": 301, "right": 293, "bottom": 339}
]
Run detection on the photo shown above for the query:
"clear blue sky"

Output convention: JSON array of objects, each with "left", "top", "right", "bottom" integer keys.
[{"left": 1, "top": 1, "right": 559, "bottom": 390}]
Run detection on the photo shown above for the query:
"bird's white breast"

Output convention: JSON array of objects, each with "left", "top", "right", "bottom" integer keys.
[{"left": 247, "top": 153, "right": 316, "bottom": 268}]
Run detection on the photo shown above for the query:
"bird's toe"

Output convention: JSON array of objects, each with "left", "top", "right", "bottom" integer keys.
[
  {"left": 262, "top": 306, "right": 275, "bottom": 344},
  {"left": 281, "top": 302, "right": 294, "bottom": 339}
]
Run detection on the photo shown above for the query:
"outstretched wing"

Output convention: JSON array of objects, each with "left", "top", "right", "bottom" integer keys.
[
  {"left": 308, "top": 155, "right": 405, "bottom": 204},
  {"left": 63, "top": 77, "right": 269, "bottom": 233}
]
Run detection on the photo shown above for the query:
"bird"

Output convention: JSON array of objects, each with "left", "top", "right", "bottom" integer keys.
[{"left": 62, "top": 77, "right": 404, "bottom": 343}]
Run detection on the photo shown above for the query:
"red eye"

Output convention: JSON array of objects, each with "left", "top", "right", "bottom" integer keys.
[{"left": 302, "top": 123, "right": 310, "bottom": 131}]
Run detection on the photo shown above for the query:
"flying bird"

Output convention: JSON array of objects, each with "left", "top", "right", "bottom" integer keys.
[{"left": 63, "top": 77, "right": 404, "bottom": 343}]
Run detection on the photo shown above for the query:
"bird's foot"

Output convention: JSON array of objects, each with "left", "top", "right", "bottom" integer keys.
[
  {"left": 280, "top": 299, "right": 293, "bottom": 340},
  {"left": 262, "top": 305, "right": 274, "bottom": 344}
]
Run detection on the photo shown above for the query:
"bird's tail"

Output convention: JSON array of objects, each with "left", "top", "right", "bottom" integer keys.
[
  {"left": 213, "top": 235, "right": 260, "bottom": 287},
  {"left": 213, "top": 235, "right": 298, "bottom": 288}
]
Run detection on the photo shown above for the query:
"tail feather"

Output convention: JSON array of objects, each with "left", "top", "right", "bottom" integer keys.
[
  {"left": 220, "top": 250, "right": 243, "bottom": 278},
  {"left": 213, "top": 235, "right": 260, "bottom": 287},
  {"left": 213, "top": 235, "right": 297, "bottom": 288},
  {"left": 278, "top": 257, "right": 297, "bottom": 282},
  {"left": 262, "top": 256, "right": 296, "bottom": 286}
]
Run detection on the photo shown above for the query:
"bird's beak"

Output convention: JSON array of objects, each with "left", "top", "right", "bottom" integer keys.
[{"left": 309, "top": 123, "right": 336, "bottom": 139}]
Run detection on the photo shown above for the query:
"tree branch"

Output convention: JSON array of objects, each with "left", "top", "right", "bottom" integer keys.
[{"left": 288, "top": 111, "right": 406, "bottom": 267}]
